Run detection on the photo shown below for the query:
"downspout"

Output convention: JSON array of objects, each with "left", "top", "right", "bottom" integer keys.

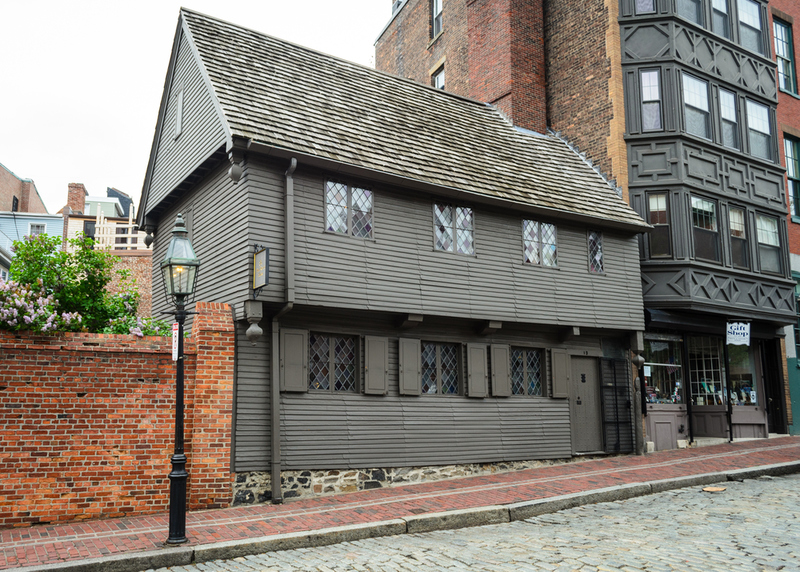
[{"left": 270, "top": 157, "right": 297, "bottom": 504}]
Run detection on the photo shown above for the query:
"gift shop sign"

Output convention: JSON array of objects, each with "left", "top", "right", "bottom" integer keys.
[{"left": 726, "top": 322, "right": 750, "bottom": 346}]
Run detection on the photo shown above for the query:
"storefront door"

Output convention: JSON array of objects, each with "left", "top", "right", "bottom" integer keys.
[
  {"left": 688, "top": 336, "right": 728, "bottom": 437},
  {"left": 729, "top": 342, "right": 768, "bottom": 438},
  {"left": 643, "top": 336, "right": 688, "bottom": 450}
]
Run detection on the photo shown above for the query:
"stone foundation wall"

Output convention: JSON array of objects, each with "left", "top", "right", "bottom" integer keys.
[{"left": 233, "top": 457, "right": 595, "bottom": 505}]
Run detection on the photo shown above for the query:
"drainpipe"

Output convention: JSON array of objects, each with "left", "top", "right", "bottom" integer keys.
[{"left": 270, "top": 157, "right": 297, "bottom": 504}]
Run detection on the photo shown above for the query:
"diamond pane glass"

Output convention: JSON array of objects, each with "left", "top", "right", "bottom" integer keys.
[
  {"left": 541, "top": 223, "right": 557, "bottom": 266},
  {"left": 456, "top": 207, "right": 474, "bottom": 255},
  {"left": 422, "top": 342, "right": 437, "bottom": 394},
  {"left": 351, "top": 187, "right": 373, "bottom": 238},
  {"left": 309, "top": 334, "right": 330, "bottom": 390},
  {"left": 527, "top": 350, "right": 542, "bottom": 396},
  {"left": 511, "top": 349, "right": 525, "bottom": 395},
  {"left": 589, "top": 231, "right": 604, "bottom": 273},
  {"left": 333, "top": 337, "right": 356, "bottom": 392},
  {"left": 523, "top": 220, "right": 540, "bottom": 264},
  {"left": 434, "top": 204, "right": 454, "bottom": 252},
  {"left": 326, "top": 182, "right": 348, "bottom": 234},
  {"left": 440, "top": 344, "right": 459, "bottom": 395}
]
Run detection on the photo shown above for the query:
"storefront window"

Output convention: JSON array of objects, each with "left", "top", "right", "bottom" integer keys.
[
  {"left": 728, "top": 344, "right": 758, "bottom": 405},
  {"left": 689, "top": 336, "right": 726, "bottom": 405},
  {"left": 643, "top": 338, "right": 684, "bottom": 404}
]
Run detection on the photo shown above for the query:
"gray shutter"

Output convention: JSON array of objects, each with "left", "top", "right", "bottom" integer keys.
[
  {"left": 551, "top": 348, "right": 569, "bottom": 398},
  {"left": 280, "top": 328, "right": 308, "bottom": 392},
  {"left": 398, "top": 338, "right": 421, "bottom": 396},
  {"left": 364, "top": 336, "right": 389, "bottom": 395},
  {"left": 467, "top": 344, "right": 488, "bottom": 398},
  {"left": 491, "top": 344, "right": 511, "bottom": 397}
]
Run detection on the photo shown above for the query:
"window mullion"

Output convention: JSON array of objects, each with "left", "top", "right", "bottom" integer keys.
[{"left": 329, "top": 336, "right": 335, "bottom": 392}]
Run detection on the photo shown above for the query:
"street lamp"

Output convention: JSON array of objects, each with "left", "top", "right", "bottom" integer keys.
[{"left": 161, "top": 213, "right": 200, "bottom": 545}]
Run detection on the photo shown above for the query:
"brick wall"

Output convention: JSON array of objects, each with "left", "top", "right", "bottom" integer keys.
[
  {"left": 107, "top": 250, "right": 154, "bottom": 318},
  {"left": 0, "top": 164, "right": 47, "bottom": 214},
  {"left": 0, "top": 302, "right": 234, "bottom": 527}
]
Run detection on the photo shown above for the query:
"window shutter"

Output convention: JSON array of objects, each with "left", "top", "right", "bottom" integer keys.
[
  {"left": 398, "top": 338, "right": 421, "bottom": 396},
  {"left": 551, "top": 348, "right": 569, "bottom": 398},
  {"left": 364, "top": 336, "right": 389, "bottom": 395},
  {"left": 466, "top": 344, "right": 488, "bottom": 398},
  {"left": 491, "top": 344, "right": 511, "bottom": 397},
  {"left": 280, "top": 328, "right": 308, "bottom": 392}
]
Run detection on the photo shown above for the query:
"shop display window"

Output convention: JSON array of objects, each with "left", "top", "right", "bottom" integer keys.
[
  {"left": 728, "top": 344, "right": 758, "bottom": 405},
  {"left": 689, "top": 336, "right": 726, "bottom": 405},
  {"left": 643, "top": 338, "right": 685, "bottom": 404}
]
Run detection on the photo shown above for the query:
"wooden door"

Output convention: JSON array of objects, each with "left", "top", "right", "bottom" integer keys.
[{"left": 570, "top": 357, "right": 603, "bottom": 453}]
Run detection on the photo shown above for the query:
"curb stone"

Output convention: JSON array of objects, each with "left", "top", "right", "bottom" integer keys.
[{"left": 8, "top": 461, "right": 800, "bottom": 572}]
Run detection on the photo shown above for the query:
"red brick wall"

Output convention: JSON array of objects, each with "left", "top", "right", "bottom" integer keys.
[
  {"left": 376, "top": 0, "right": 470, "bottom": 96},
  {"left": 107, "top": 250, "right": 154, "bottom": 318},
  {"left": 0, "top": 302, "right": 233, "bottom": 527},
  {"left": 0, "top": 165, "right": 47, "bottom": 214}
]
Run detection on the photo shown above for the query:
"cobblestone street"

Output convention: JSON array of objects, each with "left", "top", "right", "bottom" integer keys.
[{"left": 148, "top": 474, "right": 800, "bottom": 572}]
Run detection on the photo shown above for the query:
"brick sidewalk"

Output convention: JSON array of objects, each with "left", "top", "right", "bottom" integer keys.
[{"left": 3, "top": 437, "right": 800, "bottom": 570}]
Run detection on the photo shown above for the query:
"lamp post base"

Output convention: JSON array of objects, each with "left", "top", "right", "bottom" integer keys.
[{"left": 167, "top": 453, "right": 189, "bottom": 544}]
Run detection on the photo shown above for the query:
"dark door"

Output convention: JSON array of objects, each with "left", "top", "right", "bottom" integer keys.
[
  {"left": 762, "top": 339, "right": 787, "bottom": 434},
  {"left": 570, "top": 357, "right": 603, "bottom": 453}
]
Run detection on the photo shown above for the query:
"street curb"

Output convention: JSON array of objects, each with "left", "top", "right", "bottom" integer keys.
[{"left": 9, "top": 460, "right": 800, "bottom": 572}]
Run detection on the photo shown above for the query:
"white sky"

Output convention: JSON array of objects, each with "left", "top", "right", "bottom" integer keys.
[{"left": 0, "top": 1, "right": 393, "bottom": 214}]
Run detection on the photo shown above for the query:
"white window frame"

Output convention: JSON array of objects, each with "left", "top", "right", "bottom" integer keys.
[
  {"left": 28, "top": 223, "right": 46, "bottom": 237},
  {"left": 433, "top": 66, "right": 445, "bottom": 90},
  {"left": 432, "top": 0, "right": 443, "bottom": 37}
]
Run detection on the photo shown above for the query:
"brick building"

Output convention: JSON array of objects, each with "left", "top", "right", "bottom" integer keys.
[
  {"left": 0, "top": 161, "right": 48, "bottom": 214},
  {"left": 376, "top": 0, "right": 797, "bottom": 447}
]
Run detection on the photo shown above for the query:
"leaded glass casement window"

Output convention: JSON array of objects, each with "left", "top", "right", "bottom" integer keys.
[
  {"left": 635, "top": 0, "right": 655, "bottom": 15},
  {"left": 432, "top": 0, "right": 443, "bottom": 37},
  {"left": 786, "top": 136, "right": 800, "bottom": 217},
  {"left": 648, "top": 193, "right": 671, "bottom": 258},
  {"left": 522, "top": 220, "right": 557, "bottom": 266},
  {"left": 640, "top": 70, "right": 662, "bottom": 131},
  {"left": 729, "top": 207, "right": 749, "bottom": 269},
  {"left": 588, "top": 231, "right": 604, "bottom": 273},
  {"left": 421, "top": 341, "right": 460, "bottom": 395},
  {"left": 434, "top": 203, "right": 474, "bottom": 255},
  {"left": 738, "top": 0, "right": 763, "bottom": 54},
  {"left": 510, "top": 348, "right": 543, "bottom": 396},
  {"left": 775, "top": 20, "right": 797, "bottom": 93},
  {"left": 691, "top": 196, "right": 720, "bottom": 262},
  {"left": 677, "top": 0, "right": 702, "bottom": 25},
  {"left": 433, "top": 66, "right": 445, "bottom": 90},
  {"left": 746, "top": 100, "right": 772, "bottom": 161},
  {"left": 719, "top": 89, "right": 739, "bottom": 150},
  {"left": 308, "top": 333, "right": 358, "bottom": 392},
  {"left": 712, "top": 0, "right": 731, "bottom": 39},
  {"left": 756, "top": 214, "right": 782, "bottom": 274},
  {"left": 325, "top": 181, "right": 373, "bottom": 238},
  {"left": 682, "top": 73, "right": 710, "bottom": 139}
]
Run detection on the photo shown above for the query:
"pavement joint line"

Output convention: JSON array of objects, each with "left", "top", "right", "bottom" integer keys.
[
  {"left": 3, "top": 443, "right": 800, "bottom": 552},
  {"left": 5, "top": 460, "right": 800, "bottom": 572}
]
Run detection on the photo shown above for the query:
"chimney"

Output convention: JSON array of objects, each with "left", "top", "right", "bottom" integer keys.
[{"left": 67, "top": 183, "right": 87, "bottom": 214}]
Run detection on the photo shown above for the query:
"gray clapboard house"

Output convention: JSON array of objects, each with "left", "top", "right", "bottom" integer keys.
[{"left": 138, "top": 9, "right": 650, "bottom": 502}]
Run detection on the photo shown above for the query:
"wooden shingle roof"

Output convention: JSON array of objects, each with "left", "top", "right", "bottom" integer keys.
[{"left": 181, "top": 9, "right": 648, "bottom": 230}]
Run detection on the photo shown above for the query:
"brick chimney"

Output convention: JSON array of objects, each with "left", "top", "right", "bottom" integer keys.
[{"left": 67, "top": 183, "right": 87, "bottom": 214}]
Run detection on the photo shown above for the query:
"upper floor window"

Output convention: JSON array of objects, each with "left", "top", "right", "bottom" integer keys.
[
  {"left": 433, "top": 67, "right": 445, "bottom": 90},
  {"left": 588, "top": 231, "right": 604, "bottom": 273},
  {"left": 11, "top": 196, "right": 18, "bottom": 212},
  {"left": 28, "top": 223, "right": 45, "bottom": 237},
  {"left": 729, "top": 206, "right": 749, "bottom": 269},
  {"left": 719, "top": 88, "right": 740, "bottom": 149},
  {"left": 756, "top": 214, "right": 782, "bottom": 274},
  {"left": 746, "top": 99, "right": 772, "bottom": 161},
  {"left": 774, "top": 19, "right": 797, "bottom": 94},
  {"left": 325, "top": 181, "right": 373, "bottom": 238},
  {"left": 691, "top": 196, "right": 720, "bottom": 262},
  {"left": 421, "top": 341, "right": 459, "bottom": 395},
  {"left": 523, "top": 220, "right": 557, "bottom": 266},
  {"left": 738, "top": 0, "right": 763, "bottom": 54},
  {"left": 648, "top": 192, "right": 671, "bottom": 257},
  {"left": 510, "top": 348, "right": 544, "bottom": 396},
  {"left": 432, "top": 0, "right": 443, "bottom": 37},
  {"left": 677, "top": 0, "right": 702, "bottom": 25},
  {"left": 785, "top": 136, "right": 800, "bottom": 217},
  {"left": 641, "top": 70, "right": 663, "bottom": 131},
  {"left": 683, "top": 73, "right": 711, "bottom": 139},
  {"left": 434, "top": 203, "right": 474, "bottom": 255},
  {"left": 308, "top": 333, "right": 358, "bottom": 392},
  {"left": 712, "top": 0, "right": 731, "bottom": 39},
  {"left": 636, "top": 0, "right": 656, "bottom": 14}
]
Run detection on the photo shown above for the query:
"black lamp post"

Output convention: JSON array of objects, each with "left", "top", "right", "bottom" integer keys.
[{"left": 160, "top": 213, "right": 200, "bottom": 545}]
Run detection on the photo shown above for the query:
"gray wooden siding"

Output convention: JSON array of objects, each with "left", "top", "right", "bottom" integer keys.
[
  {"left": 234, "top": 320, "right": 271, "bottom": 472},
  {"left": 245, "top": 159, "right": 644, "bottom": 331},
  {"left": 146, "top": 30, "right": 227, "bottom": 214}
]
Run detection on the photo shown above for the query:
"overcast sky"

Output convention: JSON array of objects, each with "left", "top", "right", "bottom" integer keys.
[{"left": 0, "top": 1, "right": 392, "bottom": 214}]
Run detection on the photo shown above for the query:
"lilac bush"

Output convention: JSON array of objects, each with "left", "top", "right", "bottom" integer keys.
[{"left": 0, "top": 278, "right": 82, "bottom": 332}]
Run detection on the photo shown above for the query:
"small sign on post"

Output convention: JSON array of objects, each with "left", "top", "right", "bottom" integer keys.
[
  {"left": 253, "top": 247, "right": 269, "bottom": 296},
  {"left": 172, "top": 323, "right": 179, "bottom": 361},
  {"left": 726, "top": 322, "right": 750, "bottom": 346}
]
